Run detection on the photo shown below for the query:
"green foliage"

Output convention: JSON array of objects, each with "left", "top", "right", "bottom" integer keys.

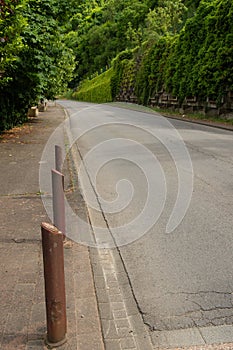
[
  {"left": 0, "top": 0, "right": 28, "bottom": 131},
  {"left": 0, "top": 0, "right": 27, "bottom": 81},
  {"left": 111, "top": 49, "right": 134, "bottom": 99},
  {"left": 1, "top": 0, "right": 232, "bottom": 131},
  {"left": 76, "top": 0, "right": 232, "bottom": 110},
  {"left": 20, "top": 0, "right": 75, "bottom": 99},
  {"left": 135, "top": 37, "right": 173, "bottom": 104},
  {"left": 73, "top": 68, "right": 114, "bottom": 103},
  {"left": 68, "top": 0, "right": 200, "bottom": 88},
  {"left": 0, "top": 0, "right": 75, "bottom": 132},
  {"left": 71, "top": 0, "right": 149, "bottom": 84},
  {"left": 119, "top": 59, "right": 137, "bottom": 97},
  {"left": 145, "top": 0, "right": 187, "bottom": 39},
  {"left": 167, "top": 0, "right": 233, "bottom": 103}
]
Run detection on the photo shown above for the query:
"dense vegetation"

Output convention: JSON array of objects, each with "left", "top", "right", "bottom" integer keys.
[
  {"left": 1, "top": 0, "right": 232, "bottom": 131},
  {"left": 0, "top": 0, "right": 75, "bottom": 131},
  {"left": 70, "top": 0, "right": 189, "bottom": 86},
  {"left": 73, "top": 0, "right": 233, "bottom": 110}
]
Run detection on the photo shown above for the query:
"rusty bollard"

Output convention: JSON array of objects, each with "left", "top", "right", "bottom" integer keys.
[{"left": 41, "top": 222, "right": 67, "bottom": 348}]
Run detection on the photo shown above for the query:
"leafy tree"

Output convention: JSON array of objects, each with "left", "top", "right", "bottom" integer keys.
[
  {"left": 0, "top": 0, "right": 75, "bottom": 132},
  {"left": 145, "top": 0, "right": 187, "bottom": 39},
  {"left": 0, "top": 0, "right": 27, "bottom": 84},
  {"left": 20, "top": 0, "right": 75, "bottom": 99},
  {"left": 70, "top": 0, "right": 149, "bottom": 84}
]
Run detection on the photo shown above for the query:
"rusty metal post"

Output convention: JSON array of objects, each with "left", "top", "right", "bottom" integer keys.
[
  {"left": 41, "top": 222, "right": 67, "bottom": 347},
  {"left": 52, "top": 169, "right": 66, "bottom": 240},
  {"left": 55, "top": 145, "right": 63, "bottom": 173}
]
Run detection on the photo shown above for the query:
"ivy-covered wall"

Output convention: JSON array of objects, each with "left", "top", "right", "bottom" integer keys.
[{"left": 73, "top": 0, "right": 233, "bottom": 115}]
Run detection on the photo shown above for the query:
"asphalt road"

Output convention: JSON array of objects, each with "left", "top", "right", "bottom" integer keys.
[{"left": 58, "top": 100, "right": 233, "bottom": 347}]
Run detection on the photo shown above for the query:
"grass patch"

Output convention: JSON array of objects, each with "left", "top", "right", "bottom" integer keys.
[
  {"left": 72, "top": 68, "right": 114, "bottom": 103},
  {"left": 151, "top": 106, "right": 233, "bottom": 126}
]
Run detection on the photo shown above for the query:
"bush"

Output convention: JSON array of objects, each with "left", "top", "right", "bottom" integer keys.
[
  {"left": 72, "top": 68, "right": 114, "bottom": 103},
  {"left": 167, "top": 0, "right": 233, "bottom": 104}
]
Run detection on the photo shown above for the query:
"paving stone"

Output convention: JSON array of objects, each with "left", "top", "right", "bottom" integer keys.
[
  {"left": 133, "top": 334, "right": 154, "bottom": 350},
  {"left": 151, "top": 327, "right": 205, "bottom": 348},
  {"left": 77, "top": 331, "right": 104, "bottom": 350},
  {"left": 76, "top": 297, "right": 102, "bottom": 335},
  {"left": 12, "top": 283, "right": 35, "bottom": 311},
  {"left": 102, "top": 320, "right": 119, "bottom": 339},
  {"left": 109, "top": 287, "right": 122, "bottom": 297},
  {"left": 95, "top": 287, "right": 109, "bottom": 303},
  {"left": 117, "top": 327, "right": 134, "bottom": 338},
  {"left": 93, "top": 276, "right": 106, "bottom": 289},
  {"left": 111, "top": 302, "right": 125, "bottom": 311},
  {"left": 25, "top": 339, "right": 46, "bottom": 350},
  {"left": 200, "top": 325, "right": 233, "bottom": 344},
  {"left": 120, "top": 336, "right": 137, "bottom": 349},
  {"left": 109, "top": 293, "right": 124, "bottom": 303},
  {"left": 128, "top": 314, "right": 146, "bottom": 335},
  {"left": 116, "top": 272, "right": 131, "bottom": 286},
  {"left": 107, "top": 280, "right": 120, "bottom": 289},
  {"left": 105, "top": 274, "right": 118, "bottom": 283},
  {"left": 113, "top": 309, "right": 128, "bottom": 320},
  {"left": 72, "top": 250, "right": 90, "bottom": 272},
  {"left": 115, "top": 318, "right": 131, "bottom": 329},
  {"left": 28, "top": 302, "right": 46, "bottom": 339},
  {"left": 5, "top": 311, "right": 30, "bottom": 334},
  {"left": 1, "top": 334, "right": 27, "bottom": 350},
  {"left": 89, "top": 261, "right": 104, "bottom": 277},
  {"left": 105, "top": 339, "right": 121, "bottom": 350},
  {"left": 17, "top": 273, "right": 38, "bottom": 284},
  {"left": 98, "top": 302, "right": 113, "bottom": 320},
  {"left": 124, "top": 297, "right": 139, "bottom": 316},
  {"left": 74, "top": 270, "right": 95, "bottom": 298}
]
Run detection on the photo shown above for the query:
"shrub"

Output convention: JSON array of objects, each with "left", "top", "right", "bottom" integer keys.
[{"left": 72, "top": 68, "right": 114, "bottom": 103}]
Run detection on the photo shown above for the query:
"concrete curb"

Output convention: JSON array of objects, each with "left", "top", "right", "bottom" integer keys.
[{"left": 108, "top": 102, "right": 233, "bottom": 132}]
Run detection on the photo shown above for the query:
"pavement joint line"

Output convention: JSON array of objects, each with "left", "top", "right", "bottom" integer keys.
[
  {"left": 0, "top": 192, "right": 43, "bottom": 198},
  {"left": 0, "top": 238, "right": 41, "bottom": 244}
]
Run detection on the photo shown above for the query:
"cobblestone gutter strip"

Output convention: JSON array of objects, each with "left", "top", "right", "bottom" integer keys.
[{"left": 90, "top": 247, "right": 154, "bottom": 350}]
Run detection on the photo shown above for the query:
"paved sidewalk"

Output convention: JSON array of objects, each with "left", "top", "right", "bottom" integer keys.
[{"left": 0, "top": 103, "right": 104, "bottom": 349}]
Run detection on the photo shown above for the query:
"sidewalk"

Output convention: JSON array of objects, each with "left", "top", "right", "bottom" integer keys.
[{"left": 0, "top": 103, "right": 104, "bottom": 349}]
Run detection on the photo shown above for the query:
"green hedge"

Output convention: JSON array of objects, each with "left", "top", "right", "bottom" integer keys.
[
  {"left": 72, "top": 68, "right": 114, "bottom": 103},
  {"left": 167, "top": 0, "right": 233, "bottom": 104}
]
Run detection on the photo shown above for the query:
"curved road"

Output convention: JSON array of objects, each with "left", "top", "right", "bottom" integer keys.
[{"left": 59, "top": 100, "right": 233, "bottom": 349}]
